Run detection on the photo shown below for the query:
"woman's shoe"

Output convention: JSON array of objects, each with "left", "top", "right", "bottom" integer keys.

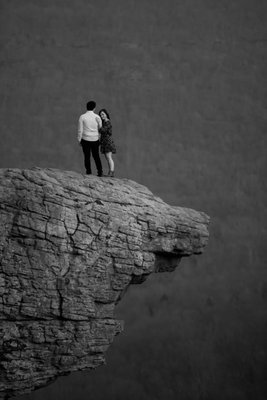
[{"left": 109, "top": 170, "right": 115, "bottom": 178}]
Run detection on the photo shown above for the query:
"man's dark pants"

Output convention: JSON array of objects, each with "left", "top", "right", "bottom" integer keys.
[{"left": 81, "top": 139, "right": 102, "bottom": 176}]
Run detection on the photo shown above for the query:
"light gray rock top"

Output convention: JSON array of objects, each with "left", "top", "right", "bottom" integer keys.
[{"left": 0, "top": 168, "right": 209, "bottom": 399}]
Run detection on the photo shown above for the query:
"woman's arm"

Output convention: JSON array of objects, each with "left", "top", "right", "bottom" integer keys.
[{"left": 100, "top": 121, "right": 112, "bottom": 135}]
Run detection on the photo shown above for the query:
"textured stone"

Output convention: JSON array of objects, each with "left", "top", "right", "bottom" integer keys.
[{"left": 0, "top": 168, "right": 209, "bottom": 399}]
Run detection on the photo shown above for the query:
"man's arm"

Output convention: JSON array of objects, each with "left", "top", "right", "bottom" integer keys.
[{"left": 77, "top": 116, "right": 83, "bottom": 142}]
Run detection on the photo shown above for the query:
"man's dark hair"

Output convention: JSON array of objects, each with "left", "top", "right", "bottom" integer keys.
[{"left": 87, "top": 101, "right": 96, "bottom": 110}]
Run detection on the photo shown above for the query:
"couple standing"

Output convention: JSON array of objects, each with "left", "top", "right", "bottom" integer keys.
[{"left": 77, "top": 100, "right": 116, "bottom": 177}]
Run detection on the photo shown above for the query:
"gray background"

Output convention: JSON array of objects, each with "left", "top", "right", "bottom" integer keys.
[{"left": 0, "top": 0, "right": 266, "bottom": 399}]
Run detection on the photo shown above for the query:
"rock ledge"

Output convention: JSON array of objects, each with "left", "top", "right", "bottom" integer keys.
[{"left": 0, "top": 168, "right": 209, "bottom": 398}]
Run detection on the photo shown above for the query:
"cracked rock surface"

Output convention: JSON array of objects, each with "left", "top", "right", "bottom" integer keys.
[{"left": 0, "top": 168, "right": 209, "bottom": 398}]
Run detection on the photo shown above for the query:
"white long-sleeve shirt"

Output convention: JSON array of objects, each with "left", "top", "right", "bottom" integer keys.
[{"left": 77, "top": 110, "right": 102, "bottom": 142}]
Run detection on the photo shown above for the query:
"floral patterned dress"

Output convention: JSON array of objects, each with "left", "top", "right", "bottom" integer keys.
[{"left": 99, "top": 120, "right": 116, "bottom": 154}]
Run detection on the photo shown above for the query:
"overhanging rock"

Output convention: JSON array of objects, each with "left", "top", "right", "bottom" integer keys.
[{"left": 0, "top": 168, "right": 209, "bottom": 398}]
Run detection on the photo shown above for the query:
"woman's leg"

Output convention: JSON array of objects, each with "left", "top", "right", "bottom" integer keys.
[
  {"left": 104, "top": 153, "right": 109, "bottom": 172},
  {"left": 105, "top": 152, "right": 114, "bottom": 173}
]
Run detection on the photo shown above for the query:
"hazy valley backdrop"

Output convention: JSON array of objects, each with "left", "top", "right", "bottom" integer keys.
[{"left": 0, "top": 0, "right": 266, "bottom": 399}]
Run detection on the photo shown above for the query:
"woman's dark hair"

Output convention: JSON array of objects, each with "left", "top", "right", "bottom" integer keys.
[{"left": 99, "top": 108, "right": 110, "bottom": 120}]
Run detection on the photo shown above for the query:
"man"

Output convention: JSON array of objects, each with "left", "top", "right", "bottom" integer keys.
[{"left": 77, "top": 100, "right": 103, "bottom": 176}]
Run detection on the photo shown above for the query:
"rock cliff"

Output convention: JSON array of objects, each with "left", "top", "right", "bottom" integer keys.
[{"left": 0, "top": 168, "right": 209, "bottom": 399}]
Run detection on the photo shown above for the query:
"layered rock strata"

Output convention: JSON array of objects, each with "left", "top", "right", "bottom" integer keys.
[{"left": 0, "top": 168, "right": 209, "bottom": 398}]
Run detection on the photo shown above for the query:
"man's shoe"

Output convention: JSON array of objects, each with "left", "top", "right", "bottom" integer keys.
[{"left": 97, "top": 172, "right": 103, "bottom": 177}]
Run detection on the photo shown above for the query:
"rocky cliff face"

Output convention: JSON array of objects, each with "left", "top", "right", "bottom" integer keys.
[{"left": 0, "top": 168, "right": 209, "bottom": 399}]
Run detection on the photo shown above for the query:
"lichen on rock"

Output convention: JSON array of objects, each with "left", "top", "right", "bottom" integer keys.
[{"left": 0, "top": 168, "right": 209, "bottom": 398}]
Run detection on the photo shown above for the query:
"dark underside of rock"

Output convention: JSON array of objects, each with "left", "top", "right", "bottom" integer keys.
[{"left": 0, "top": 168, "right": 209, "bottom": 399}]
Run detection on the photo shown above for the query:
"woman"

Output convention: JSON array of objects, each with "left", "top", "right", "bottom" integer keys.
[{"left": 99, "top": 109, "right": 116, "bottom": 177}]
